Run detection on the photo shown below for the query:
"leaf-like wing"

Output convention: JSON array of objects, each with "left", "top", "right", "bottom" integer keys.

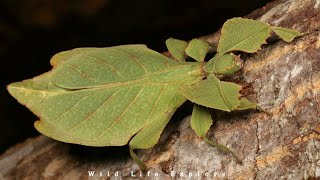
[
  {"left": 180, "top": 75, "right": 241, "bottom": 112},
  {"left": 217, "top": 18, "right": 271, "bottom": 54},
  {"left": 165, "top": 38, "right": 188, "bottom": 62},
  {"left": 8, "top": 45, "right": 204, "bottom": 147},
  {"left": 185, "top": 39, "right": 210, "bottom": 62},
  {"left": 191, "top": 104, "right": 212, "bottom": 137},
  {"left": 271, "top": 26, "right": 302, "bottom": 42}
]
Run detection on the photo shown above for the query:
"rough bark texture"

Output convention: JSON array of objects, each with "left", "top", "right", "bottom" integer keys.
[{"left": 1, "top": 0, "right": 320, "bottom": 179}]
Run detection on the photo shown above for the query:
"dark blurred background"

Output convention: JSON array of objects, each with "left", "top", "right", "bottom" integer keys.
[{"left": 0, "top": 0, "right": 272, "bottom": 153}]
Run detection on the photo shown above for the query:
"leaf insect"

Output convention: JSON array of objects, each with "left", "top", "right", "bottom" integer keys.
[{"left": 7, "top": 18, "right": 301, "bottom": 170}]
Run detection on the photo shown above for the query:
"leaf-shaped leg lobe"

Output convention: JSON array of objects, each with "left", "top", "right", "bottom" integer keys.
[
  {"left": 217, "top": 18, "right": 271, "bottom": 54},
  {"left": 190, "top": 105, "right": 212, "bottom": 137},
  {"left": 271, "top": 26, "right": 302, "bottom": 42},
  {"left": 129, "top": 110, "right": 174, "bottom": 170},
  {"left": 190, "top": 105, "right": 242, "bottom": 163},
  {"left": 185, "top": 38, "right": 211, "bottom": 62},
  {"left": 165, "top": 38, "right": 188, "bottom": 62},
  {"left": 180, "top": 75, "right": 242, "bottom": 112}
]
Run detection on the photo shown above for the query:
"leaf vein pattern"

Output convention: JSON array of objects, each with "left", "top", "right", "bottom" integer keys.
[
  {"left": 145, "top": 85, "right": 165, "bottom": 124},
  {"left": 111, "top": 48, "right": 147, "bottom": 73},
  {"left": 54, "top": 71, "right": 79, "bottom": 87},
  {"left": 50, "top": 92, "right": 96, "bottom": 123},
  {"left": 44, "top": 94, "right": 71, "bottom": 115},
  {"left": 68, "top": 92, "right": 117, "bottom": 132},
  {"left": 97, "top": 87, "right": 144, "bottom": 139},
  {"left": 83, "top": 55, "right": 125, "bottom": 79},
  {"left": 65, "top": 63, "right": 101, "bottom": 83},
  {"left": 39, "top": 82, "right": 50, "bottom": 116}
]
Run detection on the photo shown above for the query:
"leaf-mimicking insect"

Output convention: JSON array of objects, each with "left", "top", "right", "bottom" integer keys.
[{"left": 7, "top": 18, "right": 301, "bottom": 170}]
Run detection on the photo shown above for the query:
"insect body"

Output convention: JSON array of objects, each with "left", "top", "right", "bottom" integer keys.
[{"left": 7, "top": 18, "right": 301, "bottom": 169}]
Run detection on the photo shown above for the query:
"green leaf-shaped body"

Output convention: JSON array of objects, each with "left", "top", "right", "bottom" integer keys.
[
  {"left": 7, "top": 17, "right": 301, "bottom": 169},
  {"left": 8, "top": 45, "right": 204, "bottom": 146}
]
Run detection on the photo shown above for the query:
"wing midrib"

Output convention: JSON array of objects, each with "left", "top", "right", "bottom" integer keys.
[{"left": 10, "top": 63, "right": 203, "bottom": 96}]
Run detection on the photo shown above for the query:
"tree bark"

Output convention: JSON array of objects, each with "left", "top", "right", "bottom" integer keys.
[{"left": 1, "top": 0, "right": 320, "bottom": 179}]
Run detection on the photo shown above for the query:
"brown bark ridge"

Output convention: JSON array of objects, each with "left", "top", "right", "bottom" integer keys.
[{"left": 1, "top": 0, "right": 320, "bottom": 179}]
